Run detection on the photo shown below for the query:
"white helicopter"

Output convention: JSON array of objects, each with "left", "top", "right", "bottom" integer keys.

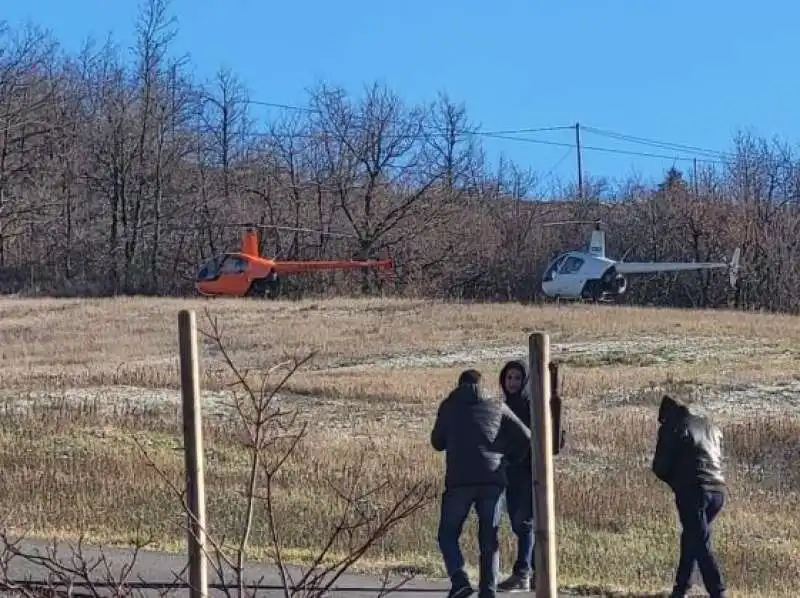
[{"left": 540, "top": 220, "right": 741, "bottom": 302}]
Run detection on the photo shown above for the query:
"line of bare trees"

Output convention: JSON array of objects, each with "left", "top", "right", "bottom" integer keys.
[{"left": 1, "top": 0, "right": 799, "bottom": 312}]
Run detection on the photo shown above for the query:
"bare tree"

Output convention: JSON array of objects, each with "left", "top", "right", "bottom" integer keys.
[
  {"left": 196, "top": 66, "right": 252, "bottom": 206},
  {"left": 0, "top": 23, "right": 61, "bottom": 284}
]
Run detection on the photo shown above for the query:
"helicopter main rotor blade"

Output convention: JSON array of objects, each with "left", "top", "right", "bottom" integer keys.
[
  {"left": 541, "top": 219, "right": 603, "bottom": 227},
  {"left": 230, "top": 223, "right": 358, "bottom": 239}
]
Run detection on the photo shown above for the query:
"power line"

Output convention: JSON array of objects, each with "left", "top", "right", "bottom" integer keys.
[
  {"left": 481, "top": 125, "right": 574, "bottom": 135},
  {"left": 541, "top": 147, "right": 574, "bottom": 182},
  {"left": 580, "top": 125, "right": 732, "bottom": 161},
  {"left": 2, "top": 83, "right": 744, "bottom": 168},
  {"left": 480, "top": 132, "right": 729, "bottom": 164},
  {"left": 241, "top": 98, "right": 734, "bottom": 166},
  {"left": 246, "top": 99, "right": 318, "bottom": 112},
  {"left": 244, "top": 98, "right": 573, "bottom": 136},
  {"left": 254, "top": 127, "right": 728, "bottom": 165}
]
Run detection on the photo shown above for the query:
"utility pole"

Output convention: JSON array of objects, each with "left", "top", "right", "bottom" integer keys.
[
  {"left": 575, "top": 122, "right": 583, "bottom": 199},
  {"left": 693, "top": 157, "right": 698, "bottom": 197}
]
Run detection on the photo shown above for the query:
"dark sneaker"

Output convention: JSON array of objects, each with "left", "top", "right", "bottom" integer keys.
[
  {"left": 447, "top": 582, "right": 475, "bottom": 598},
  {"left": 497, "top": 573, "right": 531, "bottom": 592}
]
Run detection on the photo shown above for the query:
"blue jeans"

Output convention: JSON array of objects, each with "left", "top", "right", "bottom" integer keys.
[
  {"left": 504, "top": 473, "right": 534, "bottom": 577},
  {"left": 673, "top": 488, "right": 726, "bottom": 597},
  {"left": 437, "top": 484, "right": 504, "bottom": 597}
]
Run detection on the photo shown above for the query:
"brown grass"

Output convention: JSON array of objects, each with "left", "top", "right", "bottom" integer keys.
[{"left": 1, "top": 296, "right": 799, "bottom": 597}]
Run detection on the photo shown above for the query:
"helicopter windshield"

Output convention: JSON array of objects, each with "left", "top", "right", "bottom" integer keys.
[
  {"left": 543, "top": 253, "right": 585, "bottom": 281},
  {"left": 543, "top": 254, "right": 567, "bottom": 282},
  {"left": 197, "top": 255, "right": 224, "bottom": 281}
]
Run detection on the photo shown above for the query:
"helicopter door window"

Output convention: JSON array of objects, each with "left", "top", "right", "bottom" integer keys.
[
  {"left": 219, "top": 256, "right": 247, "bottom": 274},
  {"left": 559, "top": 256, "right": 584, "bottom": 274}
]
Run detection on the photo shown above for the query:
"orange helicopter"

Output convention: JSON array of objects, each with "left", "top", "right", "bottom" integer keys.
[{"left": 194, "top": 224, "right": 395, "bottom": 299}]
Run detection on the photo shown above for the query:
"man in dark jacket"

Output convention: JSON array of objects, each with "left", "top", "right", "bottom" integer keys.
[
  {"left": 431, "top": 369, "right": 532, "bottom": 598},
  {"left": 496, "top": 360, "right": 535, "bottom": 592},
  {"left": 652, "top": 395, "right": 728, "bottom": 598}
]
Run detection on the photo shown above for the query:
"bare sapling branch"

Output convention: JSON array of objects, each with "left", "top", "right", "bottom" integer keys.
[
  {"left": 0, "top": 516, "right": 162, "bottom": 598},
  {"left": 288, "top": 448, "right": 434, "bottom": 598}
]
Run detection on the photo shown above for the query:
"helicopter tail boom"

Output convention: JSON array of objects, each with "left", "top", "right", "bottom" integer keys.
[
  {"left": 614, "top": 247, "right": 741, "bottom": 288},
  {"left": 269, "top": 258, "right": 394, "bottom": 275},
  {"left": 614, "top": 260, "right": 729, "bottom": 274}
]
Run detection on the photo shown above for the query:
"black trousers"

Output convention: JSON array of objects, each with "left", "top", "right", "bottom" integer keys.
[
  {"left": 672, "top": 487, "right": 726, "bottom": 597},
  {"left": 504, "top": 472, "right": 534, "bottom": 577},
  {"left": 437, "top": 484, "right": 504, "bottom": 597}
]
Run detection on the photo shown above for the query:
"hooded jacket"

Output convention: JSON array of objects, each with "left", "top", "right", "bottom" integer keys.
[
  {"left": 499, "top": 360, "right": 533, "bottom": 480},
  {"left": 431, "top": 381, "right": 531, "bottom": 489},
  {"left": 652, "top": 395, "right": 726, "bottom": 494}
]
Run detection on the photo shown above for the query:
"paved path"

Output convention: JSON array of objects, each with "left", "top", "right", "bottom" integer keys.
[{"left": 1, "top": 538, "right": 590, "bottom": 597}]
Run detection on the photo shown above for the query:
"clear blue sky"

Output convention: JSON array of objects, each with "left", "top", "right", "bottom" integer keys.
[{"left": 5, "top": 0, "right": 798, "bottom": 191}]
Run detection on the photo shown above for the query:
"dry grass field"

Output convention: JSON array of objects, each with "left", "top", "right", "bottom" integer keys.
[{"left": 1, "top": 296, "right": 799, "bottom": 597}]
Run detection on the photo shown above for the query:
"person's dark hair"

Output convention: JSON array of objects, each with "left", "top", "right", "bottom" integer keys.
[
  {"left": 658, "top": 394, "right": 689, "bottom": 424},
  {"left": 458, "top": 369, "right": 482, "bottom": 386}
]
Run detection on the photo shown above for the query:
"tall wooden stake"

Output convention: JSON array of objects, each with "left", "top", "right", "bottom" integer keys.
[
  {"left": 529, "top": 332, "right": 557, "bottom": 598},
  {"left": 179, "top": 310, "right": 208, "bottom": 598}
]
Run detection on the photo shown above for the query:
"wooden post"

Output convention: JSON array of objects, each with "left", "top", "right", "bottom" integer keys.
[
  {"left": 178, "top": 310, "right": 208, "bottom": 598},
  {"left": 529, "top": 332, "right": 557, "bottom": 598}
]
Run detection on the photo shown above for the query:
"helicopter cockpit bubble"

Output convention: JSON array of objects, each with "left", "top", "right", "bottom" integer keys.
[
  {"left": 197, "top": 255, "right": 223, "bottom": 281},
  {"left": 543, "top": 254, "right": 567, "bottom": 282}
]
